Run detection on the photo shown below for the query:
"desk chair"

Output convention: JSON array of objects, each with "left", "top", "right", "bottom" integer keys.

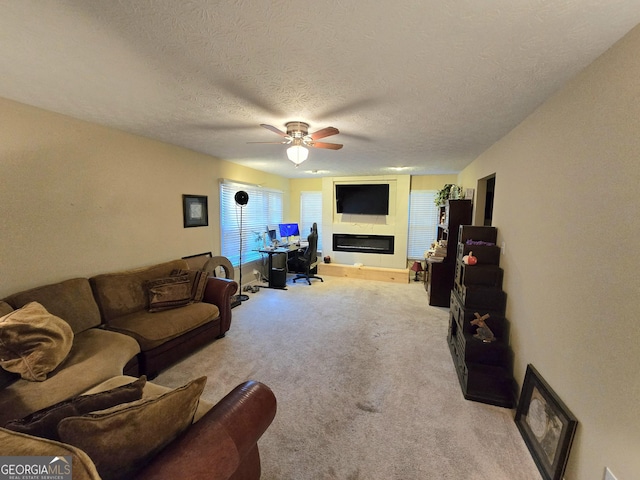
[{"left": 289, "top": 223, "right": 323, "bottom": 285}]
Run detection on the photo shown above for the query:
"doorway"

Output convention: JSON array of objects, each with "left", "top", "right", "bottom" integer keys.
[
  {"left": 474, "top": 174, "right": 496, "bottom": 226},
  {"left": 484, "top": 176, "right": 495, "bottom": 226}
]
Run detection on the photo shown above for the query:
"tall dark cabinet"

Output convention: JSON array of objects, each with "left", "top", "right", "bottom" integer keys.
[
  {"left": 447, "top": 225, "right": 514, "bottom": 408},
  {"left": 425, "top": 199, "right": 472, "bottom": 307}
]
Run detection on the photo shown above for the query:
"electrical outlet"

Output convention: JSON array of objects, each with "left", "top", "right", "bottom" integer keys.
[
  {"left": 604, "top": 467, "right": 618, "bottom": 480},
  {"left": 501, "top": 241, "right": 506, "bottom": 255}
]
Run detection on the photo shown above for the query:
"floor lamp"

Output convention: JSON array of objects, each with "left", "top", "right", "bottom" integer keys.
[{"left": 234, "top": 190, "right": 250, "bottom": 302}]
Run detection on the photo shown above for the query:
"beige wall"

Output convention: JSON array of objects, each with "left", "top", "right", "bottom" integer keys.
[
  {"left": 288, "top": 174, "right": 459, "bottom": 224},
  {"left": 458, "top": 24, "right": 640, "bottom": 480},
  {"left": 320, "top": 175, "right": 410, "bottom": 269},
  {"left": 410, "top": 174, "right": 459, "bottom": 191},
  {"left": 288, "top": 177, "right": 323, "bottom": 222},
  {"left": 0, "top": 97, "right": 289, "bottom": 298}
]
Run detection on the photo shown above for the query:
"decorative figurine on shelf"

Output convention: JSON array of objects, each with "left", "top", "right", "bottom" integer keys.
[
  {"left": 463, "top": 251, "right": 478, "bottom": 265},
  {"left": 471, "top": 312, "right": 495, "bottom": 343}
]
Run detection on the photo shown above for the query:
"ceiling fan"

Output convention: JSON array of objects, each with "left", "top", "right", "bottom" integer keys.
[{"left": 250, "top": 121, "right": 343, "bottom": 166}]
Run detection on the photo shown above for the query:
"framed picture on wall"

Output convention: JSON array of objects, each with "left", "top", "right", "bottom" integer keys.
[
  {"left": 515, "top": 364, "right": 578, "bottom": 480},
  {"left": 181, "top": 252, "right": 212, "bottom": 270},
  {"left": 182, "top": 194, "right": 208, "bottom": 228}
]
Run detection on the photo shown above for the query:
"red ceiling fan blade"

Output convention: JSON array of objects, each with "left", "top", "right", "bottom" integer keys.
[
  {"left": 310, "top": 141, "right": 343, "bottom": 150},
  {"left": 310, "top": 126, "right": 339, "bottom": 140},
  {"left": 247, "top": 141, "right": 290, "bottom": 144},
  {"left": 260, "top": 124, "right": 289, "bottom": 137}
]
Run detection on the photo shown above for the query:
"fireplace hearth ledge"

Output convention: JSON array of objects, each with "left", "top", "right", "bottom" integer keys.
[{"left": 318, "top": 263, "right": 409, "bottom": 284}]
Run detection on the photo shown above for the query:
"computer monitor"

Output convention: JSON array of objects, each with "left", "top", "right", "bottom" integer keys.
[
  {"left": 267, "top": 229, "right": 277, "bottom": 244},
  {"left": 278, "top": 223, "right": 300, "bottom": 239}
]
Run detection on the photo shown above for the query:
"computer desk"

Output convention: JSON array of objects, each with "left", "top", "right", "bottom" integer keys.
[{"left": 258, "top": 244, "right": 300, "bottom": 289}]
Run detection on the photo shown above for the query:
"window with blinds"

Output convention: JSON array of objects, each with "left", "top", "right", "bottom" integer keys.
[
  {"left": 220, "top": 181, "right": 283, "bottom": 266},
  {"left": 300, "top": 191, "right": 323, "bottom": 251},
  {"left": 408, "top": 190, "right": 439, "bottom": 260}
]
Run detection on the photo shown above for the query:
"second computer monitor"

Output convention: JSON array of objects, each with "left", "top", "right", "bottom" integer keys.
[{"left": 278, "top": 223, "right": 300, "bottom": 239}]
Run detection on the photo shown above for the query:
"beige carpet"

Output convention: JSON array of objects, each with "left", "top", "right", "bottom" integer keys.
[{"left": 155, "top": 276, "right": 541, "bottom": 480}]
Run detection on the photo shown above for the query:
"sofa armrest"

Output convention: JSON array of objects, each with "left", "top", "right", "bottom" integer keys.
[
  {"left": 202, "top": 277, "right": 238, "bottom": 334},
  {"left": 134, "top": 380, "right": 276, "bottom": 480}
]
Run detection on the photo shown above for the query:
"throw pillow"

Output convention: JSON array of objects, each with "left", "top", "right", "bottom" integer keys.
[
  {"left": 171, "top": 268, "right": 208, "bottom": 303},
  {"left": 57, "top": 376, "right": 207, "bottom": 480},
  {"left": 146, "top": 274, "right": 192, "bottom": 312},
  {"left": 0, "top": 428, "right": 100, "bottom": 480},
  {"left": 0, "top": 302, "right": 74, "bottom": 381},
  {"left": 4, "top": 376, "right": 147, "bottom": 441}
]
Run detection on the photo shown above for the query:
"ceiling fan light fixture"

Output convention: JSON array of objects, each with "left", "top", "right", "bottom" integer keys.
[
  {"left": 287, "top": 144, "right": 309, "bottom": 166},
  {"left": 258, "top": 122, "right": 341, "bottom": 166}
]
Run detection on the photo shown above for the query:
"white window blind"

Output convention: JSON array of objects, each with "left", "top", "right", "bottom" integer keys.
[
  {"left": 408, "top": 190, "right": 439, "bottom": 259},
  {"left": 300, "top": 191, "right": 323, "bottom": 251},
  {"left": 220, "top": 181, "right": 283, "bottom": 266}
]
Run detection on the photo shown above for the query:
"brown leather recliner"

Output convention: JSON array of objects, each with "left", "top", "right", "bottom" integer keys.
[{"left": 136, "top": 380, "right": 276, "bottom": 479}]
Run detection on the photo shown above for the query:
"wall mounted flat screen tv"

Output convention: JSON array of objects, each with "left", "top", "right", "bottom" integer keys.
[{"left": 335, "top": 184, "right": 389, "bottom": 215}]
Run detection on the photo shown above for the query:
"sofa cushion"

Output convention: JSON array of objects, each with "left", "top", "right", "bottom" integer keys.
[
  {"left": 90, "top": 259, "right": 189, "bottom": 323},
  {"left": 57, "top": 376, "right": 207, "bottom": 480},
  {"left": 4, "top": 278, "right": 102, "bottom": 334},
  {"left": 105, "top": 301, "right": 219, "bottom": 351},
  {"left": 0, "top": 328, "right": 140, "bottom": 425},
  {"left": 4, "top": 376, "right": 146, "bottom": 441},
  {"left": 146, "top": 274, "right": 192, "bottom": 312},
  {"left": 0, "top": 302, "right": 74, "bottom": 382},
  {"left": 0, "top": 427, "right": 101, "bottom": 480}
]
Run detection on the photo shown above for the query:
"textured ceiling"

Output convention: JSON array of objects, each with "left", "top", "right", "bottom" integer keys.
[{"left": 2, "top": 1, "right": 640, "bottom": 178}]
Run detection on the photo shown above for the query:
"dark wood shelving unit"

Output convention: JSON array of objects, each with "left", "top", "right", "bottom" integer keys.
[
  {"left": 425, "top": 199, "right": 472, "bottom": 307},
  {"left": 447, "top": 225, "right": 515, "bottom": 408}
]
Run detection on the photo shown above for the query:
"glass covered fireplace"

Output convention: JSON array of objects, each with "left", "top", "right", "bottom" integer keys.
[{"left": 332, "top": 234, "right": 395, "bottom": 255}]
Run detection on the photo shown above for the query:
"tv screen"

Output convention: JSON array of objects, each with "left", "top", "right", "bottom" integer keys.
[
  {"left": 336, "top": 184, "right": 389, "bottom": 215},
  {"left": 278, "top": 223, "right": 300, "bottom": 237}
]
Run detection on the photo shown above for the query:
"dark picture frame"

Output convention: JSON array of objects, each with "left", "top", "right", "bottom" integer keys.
[
  {"left": 515, "top": 364, "right": 578, "bottom": 480},
  {"left": 181, "top": 252, "right": 213, "bottom": 270},
  {"left": 182, "top": 195, "right": 208, "bottom": 228}
]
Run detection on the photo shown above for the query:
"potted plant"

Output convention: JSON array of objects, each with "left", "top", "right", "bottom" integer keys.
[{"left": 434, "top": 184, "right": 463, "bottom": 206}]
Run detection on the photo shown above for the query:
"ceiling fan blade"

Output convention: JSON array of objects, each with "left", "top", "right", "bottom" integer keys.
[
  {"left": 310, "top": 126, "right": 339, "bottom": 140},
  {"left": 247, "top": 141, "right": 290, "bottom": 145},
  {"left": 310, "top": 141, "right": 343, "bottom": 150},
  {"left": 260, "top": 124, "right": 289, "bottom": 137}
]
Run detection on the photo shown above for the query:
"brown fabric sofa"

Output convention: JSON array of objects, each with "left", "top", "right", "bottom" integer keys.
[
  {"left": 0, "top": 260, "right": 276, "bottom": 479},
  {"left": 0, "top": 278, "right": 141, "bottom": 425},
  {"left": 89, "top": 259, "right": 238, "bottom": 378}
]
